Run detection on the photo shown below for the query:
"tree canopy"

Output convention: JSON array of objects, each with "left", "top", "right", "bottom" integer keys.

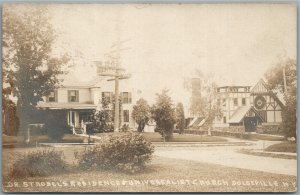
[
  {"left": 151, "top": 90, "right": 176, "bottom": 141},
  {"left": 175, "top": 102, "right": 185, "bottom": 134},
  {"left": 132, "top": 98, "right": 151, "bottom": 132},
  {"left": 3, "top": 6, "right": 69, "bottom": 132},
  {"left": 264, "top": 58, "right": 297, "bottom": 139},
  {"left": 185, "top": 71, "right": 222, "bottom": 129}
]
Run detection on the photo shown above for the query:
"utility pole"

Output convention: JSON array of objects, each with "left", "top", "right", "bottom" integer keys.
[
  {"left": 95, "top": 20, "right": 131, "bottom": 132},
  {"left": 283, "top": 66, "right": 287, "bottom": 94}
]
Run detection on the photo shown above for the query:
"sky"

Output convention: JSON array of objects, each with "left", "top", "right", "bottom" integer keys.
[{"left": 11, "top": 4, "right": 297, "bottom": 108}]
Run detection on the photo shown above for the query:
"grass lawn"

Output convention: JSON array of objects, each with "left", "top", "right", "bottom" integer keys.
[
  {"left": 2, "top": 146, "right": 296, "bottom": 193},
  {"left": 2, "top": 134, "right": 85, "bottom": 147},
  {"left": 249, "top": 134, "right": 285, "bottom": 141},
  {"left": 94, "top": 132, "right": 227, "bottom": 142},
  {"left": 265, "top": 142, "right": 297, "bottom": 153},
  {"left": 142, "top": 132, "right": 227, "bottom": 142},
  {"left": 238, "top": 149, "right": 297, "bottom": 160}
]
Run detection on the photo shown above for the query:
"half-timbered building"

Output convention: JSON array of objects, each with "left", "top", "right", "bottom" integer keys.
[{"left": 213, "top": 79, "right": 284, "bottom": 132}]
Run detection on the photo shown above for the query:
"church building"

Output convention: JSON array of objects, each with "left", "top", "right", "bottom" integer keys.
[{"left": 213, "top": 79, "right": 284, "bottom": 132}]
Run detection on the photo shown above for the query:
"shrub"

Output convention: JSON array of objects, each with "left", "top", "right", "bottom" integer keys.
[
  {"left": 120, "top": 124, "right": 130, "bottom": 132},
  {"left": 75, "top": 132, "right": 154, "bottom": 173},
  {"left": 43, "top": 110, "right": 70, "bottom": 142},
  {"left": 11, "top": 149, "right": 67, "bottom": 178}
]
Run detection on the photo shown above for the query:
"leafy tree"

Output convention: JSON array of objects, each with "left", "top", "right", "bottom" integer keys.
[
  {"left": 132, "top": 98, "right": 151, "bottom": 132},
  {"left": 91, "top": 99, "right": 112, "bottom": 133},
  {"left": 264, "top": 58, "right": 296, "bottom": 93},
  {"left": 185, "top": 71, "right": 222, "bottom": 134},
  {"left": 43, "top": 110, "right": 70, "bottom": 142},
  {"left": 264, "top": 58, "right": 297, "bottom": 139},
  {"left": 3, "top": 6, "right": 69, "bottom": 135},
  {"left": 201, "top": 74, "right": 223, "bottom": 134},
  {"left": 151, "top": 90, "right": 176, "bottom": 141},
  {"left": 282, "top": 87, "right": 296, "bottom": 139},
  {"left": 175, "top": 103, "right": 185, "bottom": 134}
]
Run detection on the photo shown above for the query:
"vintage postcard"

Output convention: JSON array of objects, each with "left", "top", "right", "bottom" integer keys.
[{"left": 2, "top": 3, "right": 297, "bottom": 193}]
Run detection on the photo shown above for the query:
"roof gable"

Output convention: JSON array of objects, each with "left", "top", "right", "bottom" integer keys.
[{"left": 251, "top": 79, "right": 269, "bottom": 94}]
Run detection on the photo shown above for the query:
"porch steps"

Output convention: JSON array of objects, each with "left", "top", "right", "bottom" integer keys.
[{"left": 74, "top": 127, "right": 84, "bottom": 134}]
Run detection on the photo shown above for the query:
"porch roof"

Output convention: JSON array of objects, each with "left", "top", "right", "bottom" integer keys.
[
  {"left": 228, "top": 106, "right": 251, "bottom": 123},
  {"left": 37, "top": 102, "right": 97, "bottom": 110}
]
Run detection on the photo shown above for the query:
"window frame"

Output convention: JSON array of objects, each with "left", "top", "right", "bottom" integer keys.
[
  {"left": 68, "top": 90, "right": 79, "bottom": 102},
  {"left": 47, "top": 90, "right": 57, "bottom": 102}
]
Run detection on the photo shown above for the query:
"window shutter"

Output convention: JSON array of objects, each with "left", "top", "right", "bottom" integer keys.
[
  {"left": 68, "top": 91, "right": 71, "bottom": 102},
  {"left": 76, "top": 90, "right": 79, "bottom": 102},
  {"left": 54, "top": 90, "right": 58, "bottom": 102},
  {"left": 120, "top": 92, "right": 123, "bottom": 103},
  {"left": 129, "top": 92, "right": 132, "bottom": 103}
]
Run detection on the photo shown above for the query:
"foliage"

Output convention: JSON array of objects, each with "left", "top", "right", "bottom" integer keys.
[
  {"left": 2, "top": 99, "right": 19, "bottom": 135},
  {"left": 175, "top": 103, "right": 185, "bottom": 134},
  {"left": 185, "top": 71, "right": 222, "bottom": 131},
  {"left": 264, "top": 58, "right": 297, "bottom": 139},
  {"left": 75, "top": 132, "right": 154, "bottom": 173},
  {"left": 120, "top": 124, "right": 130, "bottom": 132},
  {"left": 264, "top": 58, "right": 296, "bottom": 93},
  {"left": 3, "top": 6, "right": 69, "bottom": 133},
  {"left": 132, "top": 98, "right": 151, "bottom": 132},
  {"left": 11, "top": 149, "right": 67, "bottom": 178},
  {"left": 91, "top": 99, "right": 112, "bottom": 133},
  {"left": 151, "top": 90, "right": 176, "bottom": 141},
  {"left": 43, "top": 110, "right": 70, "bottom": 142},
  {"left": 281, "top": 87, "right": 297, "bottom": 139}
]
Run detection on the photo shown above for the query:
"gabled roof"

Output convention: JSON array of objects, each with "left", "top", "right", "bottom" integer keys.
[
  {"left": 228, "top": 106, "right": 251, "bottom": 123},
  {"left": 250, "top": 79, "right": 285, "bottom": 107},
  {"left": 189, "top": 117, "right": 206, "bottom": 127},
  {"left": 250, "top": 79, "right": 269, "bottom": 94},
  {"left": 228, "top": 106, "right": 265, "bottom": 123},
  {"left": 58, "top": 71, "right": 104, "bottom": 88}
]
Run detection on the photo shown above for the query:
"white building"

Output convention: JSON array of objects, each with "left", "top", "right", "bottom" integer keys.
[{"left": 37, "top": 72, "right": 136, "bottom": 131}]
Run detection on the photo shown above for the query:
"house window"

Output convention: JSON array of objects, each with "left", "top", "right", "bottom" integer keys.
[
  {"left": 68, "top": 90, "right": 79, "bottom": 102},
  {"left": 47, "top": 90, "right": 57, "bottom": 102},
  {"left": 234, "top": 98, "right": 238, "bottom": 106},
  {"left": 121, "top": 92, "right": 132, "bottom": 104},
  {"left": 223, "top": 116, "right": 226, "bottom": 123},
  {"left": 123, "top": 110, "right": 129, "bottom": 122},
  {"left": 102, "top": 92, "right": 112, "bottom": 103},
  {"left": 242, "top": 98, "right": 246, "bottom": 106}
]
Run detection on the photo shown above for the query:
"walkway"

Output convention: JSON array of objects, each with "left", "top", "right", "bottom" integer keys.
[{"left": 154, "top": 138, "right": 297, "bottom": 176}]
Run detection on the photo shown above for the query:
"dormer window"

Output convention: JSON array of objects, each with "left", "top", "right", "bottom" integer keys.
[{"left": 68, "top": 90, "right": 79, "bottom": 102}]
